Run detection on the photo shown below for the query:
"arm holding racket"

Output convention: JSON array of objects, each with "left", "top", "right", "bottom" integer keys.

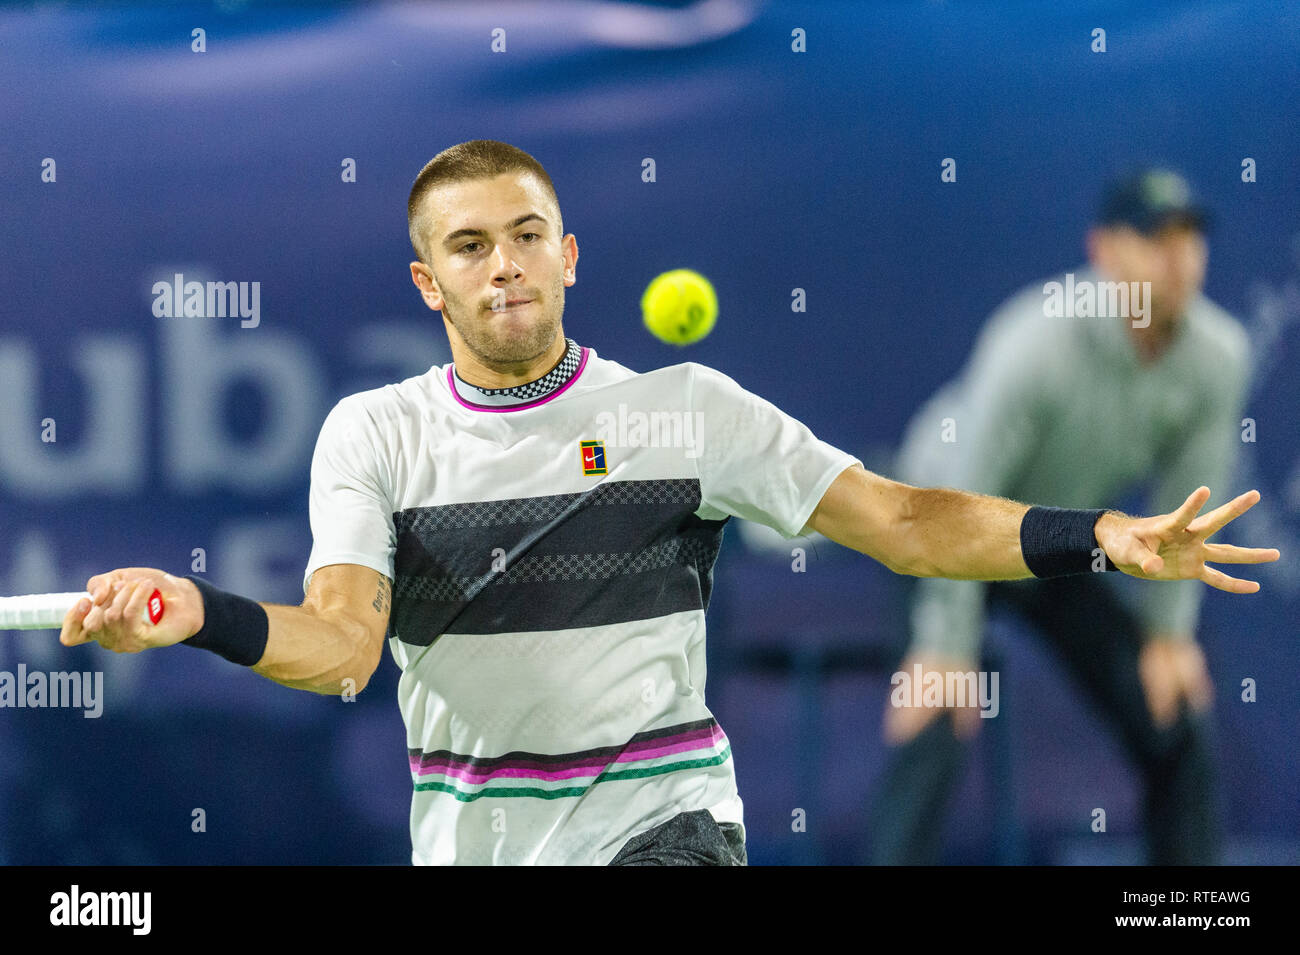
[{"left": 59, "top": 564, "right": 390, "bottom": 696}]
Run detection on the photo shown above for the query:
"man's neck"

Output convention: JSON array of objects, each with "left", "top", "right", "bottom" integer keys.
[
  {"left": 1124, "top": 317, "right": 1180, "bottom": 364},
  {"left": 453, "top": 334, "right": 567, "bottom": 390}
]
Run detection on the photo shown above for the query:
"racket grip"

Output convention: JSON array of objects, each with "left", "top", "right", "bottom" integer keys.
[
  {"left": 0, "top": 588, "right": 166, "bottom": 630},
  {"left": 0, "top": 592, "right": 90, "bottom": 630}
]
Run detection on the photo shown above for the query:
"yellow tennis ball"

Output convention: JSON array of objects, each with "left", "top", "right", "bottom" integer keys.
[{"left": 641, "top": 269, "right": 717, "bottom": 345}]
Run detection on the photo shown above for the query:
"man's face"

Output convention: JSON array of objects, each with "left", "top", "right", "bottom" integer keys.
[
  {"left": 1088, "top": 221, "right": 1208, "bottom": 329},
  {"left": 411, "top": 172, "right": 577, "bottom": 367}
]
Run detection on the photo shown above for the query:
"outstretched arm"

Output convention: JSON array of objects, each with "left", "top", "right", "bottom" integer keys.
[
  {"left": 807, "top": 464, "right": 1279, "bottom": 590},
  {"left": 807, "top": 465, "right": 1028, "bottom": 580},
  {"left": 59, "top": 563, "right": 390, "bottom": 695}
]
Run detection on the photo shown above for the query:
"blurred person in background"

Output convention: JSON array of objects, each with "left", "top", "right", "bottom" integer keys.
[{"left": 868, "top": 169, "right": 1252, "bottom": 865}]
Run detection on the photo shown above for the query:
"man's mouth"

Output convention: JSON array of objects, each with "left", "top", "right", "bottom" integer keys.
[{"left": 491, "top": 297, "right": 534, "bottom": 311}]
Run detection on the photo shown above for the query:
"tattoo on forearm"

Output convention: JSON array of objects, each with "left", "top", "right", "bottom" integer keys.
[{"left": 372, "top": 574, "right": 391, "bottom": 615}]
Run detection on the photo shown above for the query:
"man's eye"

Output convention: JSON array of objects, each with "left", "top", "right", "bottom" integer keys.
[{"left": 459, "top": 235, "right": 536, "bottom": 254}]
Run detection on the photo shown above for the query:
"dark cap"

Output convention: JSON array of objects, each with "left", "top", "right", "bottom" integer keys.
[{"left": 1098, "top": 168, "right": 1211, "bottom": 235}]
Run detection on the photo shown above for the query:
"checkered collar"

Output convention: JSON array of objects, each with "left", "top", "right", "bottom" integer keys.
[{"left": 450, "top": 337, "right": 583, "bottom": 407}]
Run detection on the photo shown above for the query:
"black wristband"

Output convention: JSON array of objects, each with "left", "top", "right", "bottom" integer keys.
[
  {"left": 182, "top": 576, "right": 270, "bottom": 666},
  {"left": 1019, "top": 506, "right": 1118, "bottom": 578}
]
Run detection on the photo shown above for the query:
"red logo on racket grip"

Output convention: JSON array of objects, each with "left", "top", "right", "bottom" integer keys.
[{"left": 147, "top": 589, "right": 165, "bottom": 625}]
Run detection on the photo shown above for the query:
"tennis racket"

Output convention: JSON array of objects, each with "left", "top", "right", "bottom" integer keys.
[{"left": 0, "top": 589, "right": 165, "bottom": 630}]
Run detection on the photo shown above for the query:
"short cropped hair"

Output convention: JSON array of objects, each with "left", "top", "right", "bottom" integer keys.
[{"left": 407, "top": 140, "right": 562, "bottom": 265}]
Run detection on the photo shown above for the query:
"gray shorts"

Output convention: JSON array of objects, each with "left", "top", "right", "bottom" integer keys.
[{"left": 608, "top": 809, "right": 748, "bottom": 866}]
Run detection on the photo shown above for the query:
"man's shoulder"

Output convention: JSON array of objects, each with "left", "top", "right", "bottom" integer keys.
[
  {"left": 326, "top": 365, "right": 444, "bottom": 428},
  {"left": 1000, "top": 268, "right": 1109, "bottom": 319},
  {"left": 580, "top": 349, "right": 703, "bottom": 395},
  {"left": 1182, "top": 295, "right": 1250, "bottom": 364},
  {"left": 579, "top": 347, "right": 643, "bottom": 385},
  {"left": 968, "top": 271, "right": 1085, "bottom": 362},
  {"left": 581, "top": 355, "right": 775, "bottom": 415}
]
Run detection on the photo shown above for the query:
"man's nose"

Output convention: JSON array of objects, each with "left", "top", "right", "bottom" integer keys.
[{"left": 491, "top": 243, "right": 523, "bottom": 279}]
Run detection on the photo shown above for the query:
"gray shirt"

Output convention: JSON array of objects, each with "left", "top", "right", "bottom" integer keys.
[{"left": 896, "top": 266, "right": 1252, "bottom": 661}]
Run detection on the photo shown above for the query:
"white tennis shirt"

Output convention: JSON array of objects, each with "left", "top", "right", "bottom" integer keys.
[{"left": 302, "top": 338, "right": 861, "bottom": 864}]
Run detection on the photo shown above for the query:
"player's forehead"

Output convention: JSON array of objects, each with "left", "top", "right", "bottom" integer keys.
[{"left": 427, "top": 172, "right": 555, "bottom": 237}]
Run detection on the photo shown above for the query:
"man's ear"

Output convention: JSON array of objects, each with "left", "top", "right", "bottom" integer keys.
[
  {"left": 410, "top": 261, "right": 444, "bottom": 310},
  {"left": 1085, "top": 227, "right": 1109, "bottom": 273},
  {"left": 562, "top": 234, "right": 579, "bottom": 288}
]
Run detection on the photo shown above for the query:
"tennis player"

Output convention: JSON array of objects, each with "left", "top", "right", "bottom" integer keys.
[{"left": 59, "top": 141, "right": 1279, "bottom": 866}]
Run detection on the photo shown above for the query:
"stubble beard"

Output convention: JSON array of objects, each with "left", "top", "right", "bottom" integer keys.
[{"left": 441, "top": 271, "right": 566, "bottom": 368}]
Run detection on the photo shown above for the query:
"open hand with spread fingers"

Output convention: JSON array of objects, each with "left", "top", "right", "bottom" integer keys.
[{"left": 1094, "top": 487, "right": 1281, "bottom": 593}]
